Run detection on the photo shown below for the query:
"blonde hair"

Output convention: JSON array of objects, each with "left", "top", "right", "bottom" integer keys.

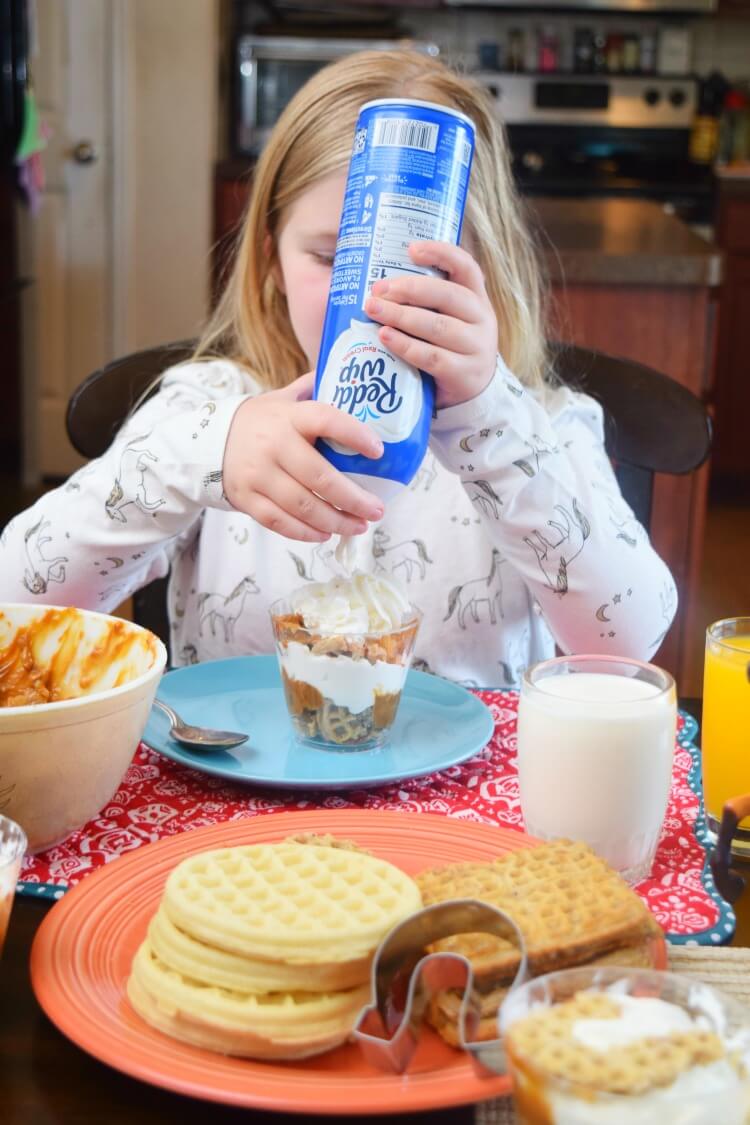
[{"left": 195, "top": 50, "right": 553, "bottom": 394}]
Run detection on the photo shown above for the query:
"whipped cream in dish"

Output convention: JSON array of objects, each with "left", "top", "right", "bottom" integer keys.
[
  {"left": 504, "top": 984, "right": 750, "bottom": 1125},
  {"left": 271, "top": 539, "right": 419, "bottom": 749},
  {"left": 545, "top": 1059, "right": 748, "bottom": 1125},
  {"left": 281, "top": 640, "right": 407, "bottom": 715},
  {"left": 289, "top": 571, "right": 412, "bottom": 636}
]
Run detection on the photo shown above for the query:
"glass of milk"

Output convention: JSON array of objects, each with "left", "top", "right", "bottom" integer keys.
[
  {"left": 0, "top": 814, "right": 26, "bottom": 959},
  {"left": 516, "top": 655, "right": 676, "bottom": 883}
]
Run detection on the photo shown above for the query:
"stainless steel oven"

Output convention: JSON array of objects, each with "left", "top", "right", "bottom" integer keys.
[
  {"left": 476, "top": 72, "right": 714, "bottom": 222},
  {"left": 233, "top": 35, "right": 440, "bottom": 156}
]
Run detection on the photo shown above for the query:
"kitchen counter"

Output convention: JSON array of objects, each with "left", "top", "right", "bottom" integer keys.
[
  {"left": 213, "top": 161, "right": 723, "bottom": 289},
  {"left": 526, "top": 198, "right": 722, "bottom": 288},
  {"left": 716, "top": 162, "right": 750, "bottom": 181}
]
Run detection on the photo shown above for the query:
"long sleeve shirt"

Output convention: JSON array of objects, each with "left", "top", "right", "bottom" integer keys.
[{"left": 0, "top": 356, "right": 678, "bottom": 687}]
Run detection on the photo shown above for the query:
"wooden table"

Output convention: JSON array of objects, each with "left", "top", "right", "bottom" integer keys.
[{"left": 3, "top": 699, "right": 748, "bottom": 1125}]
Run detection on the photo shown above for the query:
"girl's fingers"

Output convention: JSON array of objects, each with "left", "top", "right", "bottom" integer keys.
[
  {"left": 295, "top": 401, "right": 384, "bottom": 459},
  {"left": 248, "top": 474, "right": 370, "bottom": 540},
  {"left": 265, "top": 472, "right": 371, "bottom": 537},
  {"left": 378, "top": 325, "right": 461, "bottom": 383},
  {"left": 243, "top": 493, "right": 332, "bottom": 542},
  {"left": 365, "top": 297, "right": 474, "bottom": 356},
  {"left": 274, "top": 370, "right": 315, "bottom": 402},
  {"left": 281, "top": 440, "right": 385, "bottom": 522},
  {"left": 369, "top": 273, "right": 480, "bottom": 324},
  {"left": 409, "top": 240, "right": 487, "bottom": 295}
]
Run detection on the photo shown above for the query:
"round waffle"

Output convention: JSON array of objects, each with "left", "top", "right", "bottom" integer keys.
[
  {"left": 148, "top": 905, "right": 371, "bottom": 993},
  {"left": 161, "top": 841, "right": 423, "bottom": 965},
  {"left": 127, "top": 940, "right": 370, "bottom": 1060}
]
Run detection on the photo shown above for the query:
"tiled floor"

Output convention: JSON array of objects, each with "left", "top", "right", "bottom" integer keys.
[{"left": 1, "top": 474, "right": 748, "bottom": 695}]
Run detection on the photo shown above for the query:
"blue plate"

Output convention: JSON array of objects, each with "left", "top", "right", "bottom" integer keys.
[{"left": 142, "top": 655, "right": 493, "bottom": 790}]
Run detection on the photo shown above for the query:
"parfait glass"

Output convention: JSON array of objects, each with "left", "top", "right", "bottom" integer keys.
[
  {"left": 270, "top": 598, "right": 420, "bottom": 752},
  {"left": 0, "top": 815, "right": 26, "bottom": 959},
  {"left": 499, "top": 966, "right": 750, "bottom": 1124}
]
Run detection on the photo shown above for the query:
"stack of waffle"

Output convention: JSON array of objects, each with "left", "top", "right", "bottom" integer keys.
[
  {"left": 127, "top": 837, "right": 422, "bottom": 1059},
  {"left": 416, "top": 838, "right": 664, "bottom": 1046}
]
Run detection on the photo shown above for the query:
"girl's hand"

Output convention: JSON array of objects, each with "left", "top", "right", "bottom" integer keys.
[
  {"left": 364, "top": 241, "right": 497, "bottom": 410},
  {"left": 223, "top": 373, "right": 385, "bottom": 542}
]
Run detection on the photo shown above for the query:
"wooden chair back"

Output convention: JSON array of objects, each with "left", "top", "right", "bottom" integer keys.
[{"left": 66, "top": 341, "right": 712, "bottom": 656}]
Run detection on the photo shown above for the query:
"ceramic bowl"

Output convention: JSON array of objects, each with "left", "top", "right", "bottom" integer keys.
[{"left": 0, "top": 603, "right": 167, "bottom": 852}]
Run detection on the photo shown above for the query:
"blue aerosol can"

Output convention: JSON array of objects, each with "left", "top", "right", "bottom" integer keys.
[{"left": 314, "top": 98, "right": 475, "bottom": 501}]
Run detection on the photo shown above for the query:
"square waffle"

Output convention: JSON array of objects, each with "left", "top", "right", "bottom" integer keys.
[
  {"left": 416, "top": 839, "right": 657, "bottom": 985},
  {"left": 426, "top": 917, "right": 664, "bottom": 1046}
]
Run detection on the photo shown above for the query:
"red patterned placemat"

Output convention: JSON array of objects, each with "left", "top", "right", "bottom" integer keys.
[{"left": 17, "top": 692, "right": 734, "bottom": 943}]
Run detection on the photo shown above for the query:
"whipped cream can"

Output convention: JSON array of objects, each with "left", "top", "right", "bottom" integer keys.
[{"left": 314, "top": 98, "right": 475, "bottom": 501}]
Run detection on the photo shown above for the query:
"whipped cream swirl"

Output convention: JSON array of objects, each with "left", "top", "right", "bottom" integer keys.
[{"left": 290, "top": 536, "right": 412, "bottom": 634}]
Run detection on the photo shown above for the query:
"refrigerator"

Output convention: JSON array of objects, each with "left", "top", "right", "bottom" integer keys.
[{"left": 0, "top": 0, "right": 30, "bottom": 474}]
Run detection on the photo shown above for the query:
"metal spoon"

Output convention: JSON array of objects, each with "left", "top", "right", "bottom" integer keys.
[{"left": 153, "top": 698, "right": 249, "bottom": 751}]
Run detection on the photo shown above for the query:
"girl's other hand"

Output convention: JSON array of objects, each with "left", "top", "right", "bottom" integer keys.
[
  {"left": 364, "top": 241, "right": 497, "bottom": 410},
  {"left": 223, "top": 373, "right": 385, "bottom": 542}
]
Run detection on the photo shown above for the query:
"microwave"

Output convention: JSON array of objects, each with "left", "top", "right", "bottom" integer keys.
[{"left": 233, "top": 35, "right": 440, "bottom": 156}]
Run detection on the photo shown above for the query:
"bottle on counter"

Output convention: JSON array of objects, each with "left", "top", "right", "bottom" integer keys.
[
  {"left": 623, "top": 34, "right": 640, "bottom": 74},
  {"left": 689, "top": 71, "right": 731, "bottom": 165},
  {"left": 605, "top": 32, "right": 624, "bottom": 74},
  {"left": 639, "top": 30, "right": 657, "bottom": 74},
  {"left": 537, "top": 25, "right": 559, "bottom": 73},
  {"left": 508, "top": 27, "right": 525, "bottom": 72},
  {"left": 573, "top": 27, "right": 595, "bottom": 74},
  {"left": 593, "top": 28, "right": 607, "bottom": 74},
  {"left": 478, "top": 40, "right": 502, "bottom": 72},
  {"left": 524, "top": 28, "right": 538, "bottom": 73},
  {"left": 719, "top": 86, "right": 750, "bottom": 165}
]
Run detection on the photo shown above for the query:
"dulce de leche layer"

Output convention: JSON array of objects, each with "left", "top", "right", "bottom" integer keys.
[{"left": 273, "top": 613, "right": 417, "bottom": 666}]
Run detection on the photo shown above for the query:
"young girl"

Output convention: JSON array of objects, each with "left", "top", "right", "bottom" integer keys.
[{"left": 0, "top": 50, "right": 676, "bottom": 687}]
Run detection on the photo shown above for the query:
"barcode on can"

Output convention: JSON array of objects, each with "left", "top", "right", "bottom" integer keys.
[
  {"left": 371, "top": 117, "right": 439, "bottom": 153},
  {"left": 459, "top": 136, "right": 472, "bottom": 168}
]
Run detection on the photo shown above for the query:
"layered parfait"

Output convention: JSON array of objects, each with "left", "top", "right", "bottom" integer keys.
[
  {"left": 270, "top": 566, "right": 419, "bottom": 751},
  {"left": 500, "top": 968, "right": 750, "bottom": 1124}
]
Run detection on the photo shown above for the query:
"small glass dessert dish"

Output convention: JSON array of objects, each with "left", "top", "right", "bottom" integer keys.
[
  {"left": 270, "top": 577, "right": 420, "bottom": 753},
  {"left": 0, "top": 814, "right": 26, "bottom": 959},
  {"left": 499, "top": 965, "right": 750, "bottom": 1124}
]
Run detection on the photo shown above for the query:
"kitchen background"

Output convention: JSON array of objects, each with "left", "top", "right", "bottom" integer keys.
[{"left": 1, "top": 0, "right": 749, "bottom": 696}]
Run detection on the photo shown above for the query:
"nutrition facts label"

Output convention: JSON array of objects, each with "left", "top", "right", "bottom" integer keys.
[{"left": 365, "top": 192, "right": 461, "bottom": 296}]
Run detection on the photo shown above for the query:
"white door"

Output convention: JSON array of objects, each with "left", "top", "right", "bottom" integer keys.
[{"left": 17, "top": 0, "right": 113, "bottom": 481}]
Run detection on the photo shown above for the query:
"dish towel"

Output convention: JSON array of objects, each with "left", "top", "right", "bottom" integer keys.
[{"left": 475, "top": 946, "right": 750, "bottom": 1124}]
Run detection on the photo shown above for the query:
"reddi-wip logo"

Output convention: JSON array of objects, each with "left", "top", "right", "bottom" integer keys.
[{"left": 331, "top": 352, "right": 403, "bottom": 422}]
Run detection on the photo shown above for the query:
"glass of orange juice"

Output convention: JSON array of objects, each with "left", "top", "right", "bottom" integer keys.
[{"left": 702, "top": 617, "right": 750, "bottom": 857}]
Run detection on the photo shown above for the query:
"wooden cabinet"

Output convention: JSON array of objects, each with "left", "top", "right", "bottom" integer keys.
[
  {"left": 547, "top": 282, "right": 715, "bottom": 693},
  {"left": 717, "top": 0, "right": 750, "bottom": 16},
  {"left": 713, "top": 187, "right": 750, "bottom": 486}
]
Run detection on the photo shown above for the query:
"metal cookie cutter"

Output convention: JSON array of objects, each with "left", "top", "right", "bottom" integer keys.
[{"left": 352, "top": 899, "right": 528, "bottom": 1077}]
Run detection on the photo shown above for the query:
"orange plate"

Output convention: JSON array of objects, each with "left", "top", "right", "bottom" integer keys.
[{"left": 30, "top": 809, "right": 666, "bottom": 1116}]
